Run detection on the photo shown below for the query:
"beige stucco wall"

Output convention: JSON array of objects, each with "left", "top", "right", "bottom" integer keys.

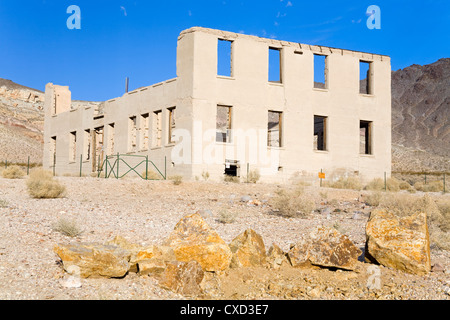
[{"left": 44, "top": 27, "right": 391, "bottom": 184}]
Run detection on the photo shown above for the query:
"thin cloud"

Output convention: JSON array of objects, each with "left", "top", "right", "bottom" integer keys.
[{"left": 120, "top": 6, "right": 127, "bottom": 17}]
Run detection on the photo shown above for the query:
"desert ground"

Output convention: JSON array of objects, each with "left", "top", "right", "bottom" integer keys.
[{"left": 0, "top": 174, "right": 449, "bottom": 300}]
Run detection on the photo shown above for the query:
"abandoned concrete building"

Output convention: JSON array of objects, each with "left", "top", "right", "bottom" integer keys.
[{"left": 43, "top": 27, "right": 392, "bottom": 183}]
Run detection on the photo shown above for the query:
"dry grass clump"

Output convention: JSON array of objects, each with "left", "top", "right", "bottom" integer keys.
[
  {"left": 270, "top": 187, "right": 316, "bottom": 218},
  {"left": 324, "top": 176, "right": 362, "bottom": 191},
  {"left": 169, "top": 175, "right": 183, "bottom": 185},
  {"left": 2, "top": 166, "right": 26, "bottom": 179},
  {"left": 142, "top": 170, "right": 162, "bottom": 180},
  {"left": 365, "top": 177, "right": 402, "bottom": 192},
  {"left": 414, "top": 181, "right": 444, "bottom": 193},
  {"left": 224, "top": 175, "right": 240, "bottom": 183},
  {"left": 26, "top": 169, "right": 66, "bottom": 199},
  {"left": 52, "top": 218, "right": 83, "bottom": 237},
  {"left": 216, "top": 208, "right": 238, "bottom": 224},
  {"left": 246, "top": 169, "right": 261, "bottom": 184}
]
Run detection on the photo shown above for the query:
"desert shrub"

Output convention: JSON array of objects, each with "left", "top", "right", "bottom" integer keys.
[
  {"left": 143, "top": 170, "right": 162, "bottom": 180},
  {"left": 325, "top": 176, "right": 362, "bottom": 191},
  {"left": 246, "top": 169, "right": 261, "bottom": 184},
  {"left": 0, "top": 199, "right": 9, "bottom": 208},
  {"left": 202, "top": 171, "right": 210, "bottom": 181},
  {"left": 217, "top": 208, "right": 238, "bottom": 224},
  {"left": 26, "top": 169, "right": 66, "bottom": 199},
  {"left": 386, "top": 178, "right": 401, "bottom": 192},
  {"left": 224, "top": 175, "right": 240, "bottom": 183},
  {"left": 364, "top": 191, "right": 383, "bottom": 207},
  {"left": 270, "top": 188, "right": 315, "bottom": 218},
  {"left": 399, "top": 180, "right": 413, "bottom": 191},
  {"left": 52, "top": 218, "right": 83, "bottom": 237},
  {"left": 414, "top": 180, "right": 445, "bottom": 193},
  {"left": 2, "top": 166, "right": 26, "bottom": 179},
  {"left": 169, "top": 175, "right": 183, "bottom": 185},
  {"left": 365, "top": 178, "right": 385, "bottom": 191}
]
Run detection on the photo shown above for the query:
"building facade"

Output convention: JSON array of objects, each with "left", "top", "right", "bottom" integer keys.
[{"left": 43, "top": 27, "right": 392, "bottom": 183}]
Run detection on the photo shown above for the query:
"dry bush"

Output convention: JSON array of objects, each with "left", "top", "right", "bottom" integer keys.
[
  {"left": 365, "top": 178, "right": 385, "bottom": 191},
  {"left": 414, "top": 181, "right": 444, "bottom": 193},
  {"left": 246, "top": 169, "right": 261, "bottom": 184},
  {"left": 217, "top": 208, "right": 238, "bottom": 224},
  {"left": 224, "top": 175, "right": 240, "bottom": 183},
  {"left": 399, "top": 180, "right": 413, "bottom": 191},
  {"left": 324, "top": 176, "right": 362, "bottom": 191},
  {"left": 2, "top": 166, "right": 26, "bottom": 179},
  {"left": 364, "top": 191, "right": 383, "bottom": 207},
  {"left": 365, "top": 177, "right": 402, "bottom": 192},
  {"left": 270, "top": 187, "right": 316, "bottom": 218},
  {"left": 202, "top": 171, "right": 210, "bottom": 181},
  {"left": 169, "top": 175, "right": 183, "bottom": 185},
  {"left": 52, "top": 218, "right": 83, "bottom": 237},
  {"left": 143, "top": 170, "right": 162, "bottom": 180},
  {"left": 26, "top": 169, "right": 66, "bottom": 199}
]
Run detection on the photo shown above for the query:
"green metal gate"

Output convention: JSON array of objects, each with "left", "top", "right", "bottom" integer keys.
[{"left": 96, "top": 154, "right": 166, "bottom": 180}]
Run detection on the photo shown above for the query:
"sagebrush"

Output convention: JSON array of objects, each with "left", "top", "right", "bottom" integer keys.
[
  {"left": 26, "top": 169, "right": 66, "bottom": 199},
  {"left": 270, "top": 187, "right": 315, "bottom": 218},
  {"left": 2, "top": 166, "right": 26, "bottom": 179}
]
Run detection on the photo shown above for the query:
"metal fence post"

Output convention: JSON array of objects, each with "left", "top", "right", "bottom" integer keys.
[
  {"left": 80, "top": 154, "right": 83, "bottom": 177},
  {"left": 444, "top": 174, "right": 446, "bottom": 193},
  {"left": 145, "top": 155, "right": 149, "bottom": 180},
  {"left": 27, "top": 156, "right": 30, "bottom": 176},
  {"left": 117, "top": 153, "right": 120, "bottom": 179},
  {"left": 105, "top": 156, "right": 108, "bottom": 179},
  {"left": 53, "top": 153, "right": 56, "bottom": 176},
  {"left": 384, "top": 172, "right": 387, "bottom": 191}
]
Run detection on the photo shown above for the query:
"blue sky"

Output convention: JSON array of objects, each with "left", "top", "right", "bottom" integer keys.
[{"left": 0, "top": 0, "right": 448, "bottom": 101}]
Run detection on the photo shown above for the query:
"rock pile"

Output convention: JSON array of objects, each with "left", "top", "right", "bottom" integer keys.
[{"left": 53, "top": 210, "right": 432, "bottom": 297}]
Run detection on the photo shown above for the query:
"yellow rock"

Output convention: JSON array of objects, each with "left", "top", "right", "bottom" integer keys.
[
  {"left": 229, "top": 229, "right": 267, "bottom": 268},
  {"left": 53, "top": 242, "right": 131, "bottom": 279},
  {"left": 164, "top": 213, "right": 232, "bottom": 272},
  {"left": 365, "top": 210, "right": 431, "bottom": 275}
]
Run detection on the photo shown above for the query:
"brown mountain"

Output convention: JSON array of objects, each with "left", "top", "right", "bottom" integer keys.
[
  {"left": 391, "top": 58, "right": 450, "bottom": 172},
  {"left": 0, "top": 58, "right": 448, "bottom": 171}
]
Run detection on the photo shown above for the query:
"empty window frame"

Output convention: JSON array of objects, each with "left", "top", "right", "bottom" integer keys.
[
  {"left": 360, "top": 61, "right": 373, "bottom": 95},
  {"left": 69, "top": 132, "right": 77, "bottom": 162},
  {"left": 168, "top": 107, "right": 176, "bottom": 144},
  {"left": 314, "top": 54, "right": 328, "bottom": 89},
  {"left": 50, "top": 136, "right": 56, "bottom": 164},
  {"left": 360, "top": 121, "right": 373, "bottom": 155},
  {"left": 218, "top": 39, "right": 233, "bottom": 77},
  {"left": 268, "top": 111, "right": 283, "bottom": 147},
  {"left": 83, "top": 130, "right": 91, "bottom": 161},
  {"left": 216, "top": 105, "right": 232, "bottom": 143},
  {"left": 107, "top": 123, "right": 115, "bottom": 155},
  {"left": 269, "top": 47, "right": 282, "bottom": 83},
  {"left": 140, "top": 114, "right": 150, "bottom": 150},
  {"left": 129, "top": 116, "right": 137, "bottom": 152},
  {"left": 314, "top": 116, "right": 327, "bottom": 151},
  {"left": 152, "top": 110, "right": 162, "bottom": 148}
]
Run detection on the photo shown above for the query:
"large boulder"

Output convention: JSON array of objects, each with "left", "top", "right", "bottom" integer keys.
[
  {"left": 163, "top": 213, "right": 232, "bottom": 272},
  {"left": 287, "top": 226, "right": 362, "bottom": 271},
  {"left": 229, "top": 229, "right": 267, "bottom": 268},
  {"left": 107, "top": 235, "right": 176, "bottom": 275},
  {"left": 365, "top": 210, "right": 431, "bottom": 275},
  {"left": 54, "top": 242, "right": 131, "bottom": 279},
  {"left": 159, "top": 260, "right": 204, "bottom": 297}
]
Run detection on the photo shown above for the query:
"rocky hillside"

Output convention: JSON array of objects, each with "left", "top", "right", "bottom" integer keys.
[
  {"left": 0, "top": 79, "right": 45, "bottom": 164},
  {"left": 0, "top": 58, "right": 449, "bottom": 170},
  {"left": 391, "top": 58, "right": 450, "bottom": 173}
]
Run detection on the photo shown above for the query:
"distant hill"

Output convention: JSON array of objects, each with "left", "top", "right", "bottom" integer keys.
[
  {"left": 0, "top": 58, "right": 448, "bottom": 171},
  {"left": 391, "top": 58, "right": 450, "bottom": 172}
]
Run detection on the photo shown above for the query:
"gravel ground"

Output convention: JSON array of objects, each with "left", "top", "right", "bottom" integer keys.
[{"left": 0, "top": 176, "right": 449, "bottom": 300}]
